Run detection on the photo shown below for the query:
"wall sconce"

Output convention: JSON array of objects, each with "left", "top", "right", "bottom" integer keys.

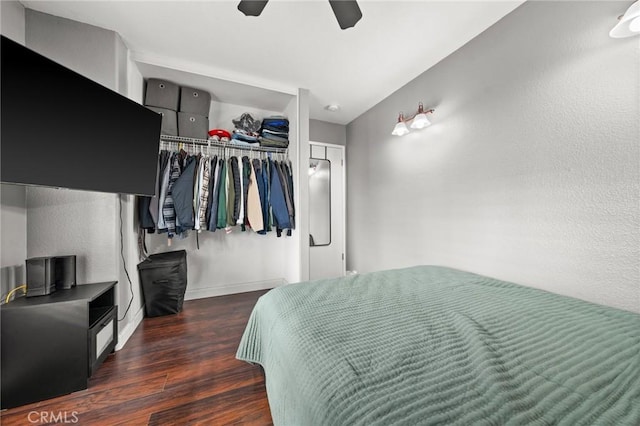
[
  {"left": 610, "top": 0, "right": 640, "bottom": 38},
  {"left": 391, "top": 102, "right": 435, "bottom": 136}
]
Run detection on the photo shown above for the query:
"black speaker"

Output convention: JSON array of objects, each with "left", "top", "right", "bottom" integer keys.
[
  {"left": 26, "top": 257, "right": 56, "bottom": 297},
  {"left": 54, "top": 255, "right": 76, "bottom": 289}
]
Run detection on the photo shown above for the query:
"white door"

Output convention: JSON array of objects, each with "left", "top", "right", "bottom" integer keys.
[{"left": 309, "top": 143, "right": 345, "bottom": 280}]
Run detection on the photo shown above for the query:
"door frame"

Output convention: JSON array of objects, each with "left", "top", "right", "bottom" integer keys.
[{"left": 309, "top": 141, "right": 346, "bottom": 277}]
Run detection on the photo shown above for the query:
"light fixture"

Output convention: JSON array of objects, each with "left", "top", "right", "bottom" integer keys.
[
  {"left": 391, "top": 113, "right": 410, "bottom": 136},
  {"left": 391, "top": 103, "right": 434, "bottom": 136},
  {"left": 610, "top": 1, "right": 640, "bottom": 38},
  {"left": 325, "top": 104, "right": 341, "bottom": 112},
  {"left": 410, "top": 102, "right": 431, "bottom": 129}
]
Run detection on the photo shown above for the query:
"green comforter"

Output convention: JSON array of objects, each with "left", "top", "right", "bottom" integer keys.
[{"left": 236, "top": 266, "right": 640, "bottom": 425}]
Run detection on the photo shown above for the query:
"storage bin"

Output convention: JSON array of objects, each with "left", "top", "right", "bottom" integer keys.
[
  {"left": 178, "top": 112, "right": 209, "bottom": 139},
  {"left": 147, "top": 106, "right": 178, "bottom": 136},
  {"left": 137, "top": 250, "right": 187, "bottom": 317},
  {"left": 179, "top": 86, "right": 211, "bottom": 116},
  {"left": 145, "top": 79, "right": 180, "bottom": 110}
]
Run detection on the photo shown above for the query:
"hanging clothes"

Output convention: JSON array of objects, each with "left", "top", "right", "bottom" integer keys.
[
  {"left": 247, "top": 159, "right": 264, "bottom": 232},
  {"left": 157, "top": 151, "right": 172, "bottom": 232},
  {"left": 276, "top": 161, "right": 294, "bottom": 234},
  {"left": 149, "top": 141, "right": 293, "bottom": 243},
  {"left": 269, "top": 159, "right": 291, "bottom": 236},
  {"left": 172, "top": 154, "right": 197, "bottom": 234},
  {"left": 237, "top": 156, "right": 245, "bottom": 228},
  {"left": 138, "top": 196, "right": 155, "bottom": 232},
  {"left": 241, "top": 156, "right": 251, "bottom": 231},
  {"left": 162, "top": 152, "right": 182, "bottom": 238},
  {"left": 200, "top": 156, "right": 214, "bottom": 231},
  {"left": 281, "top": 161, "right": 296, "bottom": 232},
  {"left": 230, "top": 156, "right": 241, "bottom": 225},
  {"left": 149, "top": 150, "right": 169, "bottom": 227},
  {"left": 262, "top": 158, "right": 272, "bottom": 233},
  {"left": 217, "top": 158, "right": 228, "bottom": 229},
  {"left": 209, "top": 157, "right": 223, "bottom": 231},
  {"left": 226, "top": 157, "right": 235, "bottom": 227}
]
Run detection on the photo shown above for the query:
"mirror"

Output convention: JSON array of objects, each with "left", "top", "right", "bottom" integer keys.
[{"left": 309, "top": 158, "right": 331, "bottom": 246}]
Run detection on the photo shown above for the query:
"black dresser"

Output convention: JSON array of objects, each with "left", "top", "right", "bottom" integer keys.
[{"left": 1, "top": 281, "right": 118, "bottom": 409}]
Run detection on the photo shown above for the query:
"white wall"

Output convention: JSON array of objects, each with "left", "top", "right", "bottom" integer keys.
[
  {"left": 310, "top": 119, "right": 346, "bottom": 146},
  {"left": 346, "top": 1, "right": 639, "bottom": 313},
  {"left": 1, "top": 0, "right": 25, "bottom": 43},
  {"left": 1, "top": 1, "right": 27, "bottom": 293}
]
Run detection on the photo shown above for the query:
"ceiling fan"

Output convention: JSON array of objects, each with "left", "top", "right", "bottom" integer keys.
[{"left": 238, "top": 1, "right": 363, "bottom": 30}]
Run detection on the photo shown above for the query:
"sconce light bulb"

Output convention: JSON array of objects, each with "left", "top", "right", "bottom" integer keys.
[
  {"left": 392, "top": 121, "right": 410, "bottom": 136},
  {"left": 410, "top": 113, "right": 431, "bottom": 129}
]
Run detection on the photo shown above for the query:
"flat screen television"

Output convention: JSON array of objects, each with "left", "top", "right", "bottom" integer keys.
[{"left": 1, "top": 36, "right": 161, "bottom": 196}]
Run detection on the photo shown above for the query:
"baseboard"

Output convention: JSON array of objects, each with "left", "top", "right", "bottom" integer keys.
[
  {"left": 115, "top": 304, "right": 145, "bottom": 351},
  {"left": 184, "top": 278, "right": 286, "bottom": 301}
]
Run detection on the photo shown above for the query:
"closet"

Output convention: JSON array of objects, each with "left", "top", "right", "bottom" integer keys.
[{"left": 133, "top": 56, "right": 308, "bottom": 298}]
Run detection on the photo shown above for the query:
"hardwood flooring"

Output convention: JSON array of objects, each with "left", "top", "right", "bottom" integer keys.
[{"left": 1, "top": 290, "right": 273, "bottom": 426}]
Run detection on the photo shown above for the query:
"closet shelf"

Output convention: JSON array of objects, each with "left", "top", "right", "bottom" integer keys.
[{"left": 160, "top": 135, "right": 288, "bottom": 154}]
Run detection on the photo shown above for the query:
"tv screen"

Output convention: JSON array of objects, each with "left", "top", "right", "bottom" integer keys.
[{"left": 1, "top": 36, "right": 161, "bottom": 196}]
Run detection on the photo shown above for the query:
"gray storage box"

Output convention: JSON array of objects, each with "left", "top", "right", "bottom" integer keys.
[
  {"left": 147, "top": 106, "right": 178, "bottom": 136},
  {"left": 178, "top": 112, "right": 209, "bottom": 139},
  {"left": 179, "top": 86, "right": 211, "bottom": 116},
  {"left": 145, "top": 79, "right": 180, "bottom": 110}
]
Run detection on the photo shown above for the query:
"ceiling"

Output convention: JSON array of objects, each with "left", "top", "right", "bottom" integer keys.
[{"left": 22, "top": 0, "right": 524, "bottom": 124}]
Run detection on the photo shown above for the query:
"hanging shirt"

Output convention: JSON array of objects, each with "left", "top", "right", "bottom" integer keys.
[
  {"left": 226, "top": 157, "right": 236, "bottom": 227},
  {"left": 157, "top": 151, "right": 172, "bottom": 231},
  {"left": 262, "top": 158, "right": 272, "bottom": 232},
  {"left": 205, "top": 156, "right": 218, "bottom": 231},
  {"left": 217, "top": 159, "right": 228, "bottom": 229},
  {"left": 163, "top": 153, "right": 182, "bottom": 238},
  {"left": 193, "top": 156, "right": 206, "bottom": 231},
  {"left": 237, "top": 156, "right": 244, "bottom": 226},
  {"left": 276, "top": 161, "right": 294, "bottom": 233},
  {"left": 242, "top": 156, "right": 251, "bottom": 230},
  {"left": 172, "top": 155, "right": 197, "bottom": 233},
  {"left": 269, "top": 159, "right": 291, "bottom": 235},
  {"left": 282, "top": 161, "right": 296, "bottom": 231},
  {"left": 150, "top": 150, "right": 169, "bottom": 227},
  {"left": 247, "top": 160, "right": 264, "bottom": 232},
  {"left": 198, "top": 156, "right": 211, "bottom": 231}
]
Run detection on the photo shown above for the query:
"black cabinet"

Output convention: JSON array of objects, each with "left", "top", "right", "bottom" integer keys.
[{"left": 1, "top": 282, "right": 118, "bottom": 409}]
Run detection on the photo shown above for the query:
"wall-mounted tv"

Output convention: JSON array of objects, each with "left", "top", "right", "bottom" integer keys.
[{"left": 1, "top": 36, "right": 161, "bottom": 196}]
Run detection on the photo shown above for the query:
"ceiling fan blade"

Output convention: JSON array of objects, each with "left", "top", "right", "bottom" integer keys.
[
  {"left": 328, "top": 1, "right": 362, "bottom": 30},
  {"left": 238, "top": 0, "right": 269, "bottom": 17}
]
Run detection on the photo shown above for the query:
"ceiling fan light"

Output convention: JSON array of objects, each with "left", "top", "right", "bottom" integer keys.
[
  {"left": 610, "top": 0, "right": 640, "bottom": 38},
  {"left": 410, "top": 113, "right": 431, "bottom": 129}
]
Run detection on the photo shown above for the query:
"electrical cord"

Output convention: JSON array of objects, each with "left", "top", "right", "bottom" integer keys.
[
  {"left": 4, "top": 284, "right": 27, "bottom": 303},
  {"left": 118, "top": 196, "right": 134, "bottom": 322}
]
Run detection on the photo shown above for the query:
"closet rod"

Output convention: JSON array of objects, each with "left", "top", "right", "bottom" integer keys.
[{"left": 159, "top": 135, "right": 289, "bottom": 155}]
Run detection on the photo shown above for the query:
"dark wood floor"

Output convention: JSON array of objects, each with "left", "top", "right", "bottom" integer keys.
[{"left": 1, "top": 290, "right": 273, "bottom": 426}]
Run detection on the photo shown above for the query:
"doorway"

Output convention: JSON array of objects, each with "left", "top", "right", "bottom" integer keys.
[{"left": 309, "top": 142, "right": 345, "bottom": 280}]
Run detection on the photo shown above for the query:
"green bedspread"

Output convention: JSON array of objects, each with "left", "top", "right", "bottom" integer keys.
[{"left": 236, "top": 266, "right": 640, "bottom": 425}]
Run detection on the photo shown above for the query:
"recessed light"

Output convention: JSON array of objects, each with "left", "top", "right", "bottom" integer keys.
[{"left": 325, "top": 104, "right": 341, "bottom": 112}]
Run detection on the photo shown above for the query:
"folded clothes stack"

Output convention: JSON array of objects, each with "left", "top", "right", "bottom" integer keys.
[
  {"left": 260, "top": 116, "right": 289, "bottom": 148},
  {"left": 231, "top": 113, "right": 261, "bottom": 147}
]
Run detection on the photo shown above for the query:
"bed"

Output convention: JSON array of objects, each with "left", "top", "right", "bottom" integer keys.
[{"left": 236, "top": 266, "right": 640, "bottom": 425}]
